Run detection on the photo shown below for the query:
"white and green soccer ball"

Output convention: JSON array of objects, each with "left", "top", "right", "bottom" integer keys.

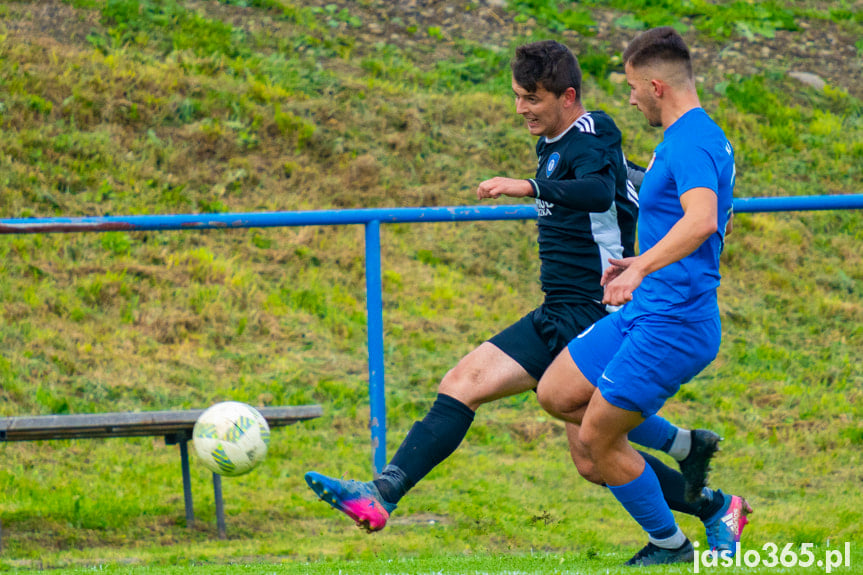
[{"left": 192, "top": 401, "right": 270, "bottom": 476}]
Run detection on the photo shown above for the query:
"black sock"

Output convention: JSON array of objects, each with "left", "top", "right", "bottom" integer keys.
[
  {"left": 699, "top": 488, "right": 727, "bottom": 520},
  {"left": 373, "top": 464, "right": 410, "bottom": 505},
  {"left": 373, "top": 393, "right": 475, "bottom": 504},
  {"left": 640, "top": 450, "right": 723, "bottom": 521}
]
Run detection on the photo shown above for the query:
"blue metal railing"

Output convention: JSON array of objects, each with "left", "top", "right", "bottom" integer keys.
[{"left": 2, "top": 194, "right": 862, "bottom": 474}]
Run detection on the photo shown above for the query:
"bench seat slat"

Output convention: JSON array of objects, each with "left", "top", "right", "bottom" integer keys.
[{"left": 0, "top": 405, "right": 323, "bottom": 441}]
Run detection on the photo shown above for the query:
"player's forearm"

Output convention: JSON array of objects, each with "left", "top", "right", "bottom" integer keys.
[
  {"left": 476, "top": 177, "right": 534, "bottom": 199},
  {"left": 632, "top": 207, "right": 717, "bottom": 278},
  {"left": 529, "top": 172, "right": 614, "bottom": 212}
]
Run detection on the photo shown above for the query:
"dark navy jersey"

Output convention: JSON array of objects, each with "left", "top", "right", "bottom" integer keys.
[{"left": 528, "top": 111, "right": 638, "bottom": 306}]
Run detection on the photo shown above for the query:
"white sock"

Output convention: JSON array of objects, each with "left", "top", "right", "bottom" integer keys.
[
  {"left": 650, "top": 526, "right": 688, "bottom": 549},
  {"left": 668, "top": 429, "right": 692, "bottom": 461}
]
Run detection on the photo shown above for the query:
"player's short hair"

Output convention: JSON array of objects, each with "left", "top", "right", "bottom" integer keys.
[
  {"left": 511, "top": 40, "right": 582, "bottom": 100},
  {"left": 622, "top": 26, "right": 693, "bottom": 79}
]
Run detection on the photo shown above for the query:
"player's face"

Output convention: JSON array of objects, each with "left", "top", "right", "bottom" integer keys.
[
  {"left": 512, "top": 79, "right": 568, "bottom": 138},
  {"left": 625, "top": 63, "right": 662, "bottom": 128}
]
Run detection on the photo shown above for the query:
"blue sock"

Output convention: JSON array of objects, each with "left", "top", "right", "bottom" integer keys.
[
  {"left": 608, "top": 463, "right": 678, "bottom": 540},
  {"left": 628, "top": 415, "right": 677, "bottom": 452}
]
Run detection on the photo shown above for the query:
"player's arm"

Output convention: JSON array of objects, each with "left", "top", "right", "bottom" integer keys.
[
  {"left": 476, "top": 172, "right": 614, "bottom": 213},
  {"left": 625, "top": 159, "right": 646, "bottom": 190},
  {"left": 601, "top": 187, "right": 718, "bottom": 305},
  {"left": 476, "top": 177, "right": 534, "bottom": 200},
  {"left": 527, "top": 166, "right": 615, "bottom": 212}
]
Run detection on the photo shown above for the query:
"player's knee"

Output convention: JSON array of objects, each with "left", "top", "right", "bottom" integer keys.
[
  {"left": 536, "top": 382, "right": 577, "bottom": 421},
  {"left": 438, "top": 365, "right": 483, "bottom": 408},
  {"left": 575, "top": 462, "right": 604, "bottom": 485},
  {"left": 535, "top": 382, "right": 559, "bottom": 417},
  {"left": 577, "top": 423, "right": 608, "bottom": 460},
  {"left": 437, "top": 368, "right": 463, "bottom": 396},
  {"left": 570, "top": 450, "right": 603, "bottom": 484}
]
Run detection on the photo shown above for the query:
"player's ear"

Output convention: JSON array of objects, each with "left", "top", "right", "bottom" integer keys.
[{"left": 563, "top": 86, "right": 578, "bottom": 106}]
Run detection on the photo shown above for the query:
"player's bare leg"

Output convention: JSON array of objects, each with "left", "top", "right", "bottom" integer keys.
[{"left": 438, "top": 342, "right": 538, "bottom": 410}]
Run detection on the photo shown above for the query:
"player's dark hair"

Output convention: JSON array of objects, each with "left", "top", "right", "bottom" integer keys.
[
  {"left": 622, "top": 26, "right": 692, "bottom": 78},
  {"left": 511, "top": 40, "right": 582, "bottom": 100}
]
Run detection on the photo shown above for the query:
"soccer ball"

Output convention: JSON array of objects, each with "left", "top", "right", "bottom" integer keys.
[{"left": 192, "top": 401, "right": 270, "bottom": 476}]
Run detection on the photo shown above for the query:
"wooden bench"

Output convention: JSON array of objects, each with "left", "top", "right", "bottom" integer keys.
[{"left": 0, "top": 405, "right": 322, "bottom": 545}]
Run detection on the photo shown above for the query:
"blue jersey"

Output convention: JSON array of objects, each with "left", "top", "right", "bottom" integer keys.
[{"left": 626, "top": 108, "right": 735, "bottom": 320}]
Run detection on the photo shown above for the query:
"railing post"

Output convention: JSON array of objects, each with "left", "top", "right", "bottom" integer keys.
[{"left": 365, "top": 220, "right": 386, "bottom": 476}]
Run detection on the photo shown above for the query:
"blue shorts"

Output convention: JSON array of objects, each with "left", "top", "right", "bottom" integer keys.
[{"left": 567, "top": 310, "right": 721, "bottom": 417}]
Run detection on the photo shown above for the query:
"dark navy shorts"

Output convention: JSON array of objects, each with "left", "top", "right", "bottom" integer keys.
[
  {"left": 488, "top": 301, "right": 607, "bottom": 382},
  {"left": 567, "top": 310, "right": 721, "bottom": 417}
]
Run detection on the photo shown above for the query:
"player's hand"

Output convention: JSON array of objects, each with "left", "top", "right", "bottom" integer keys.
[
  {"left": 600, "top": 257, "right": 632, "bottom": 287},
  {"left": 601, "top": 257, "right": 644, "bottom": 306},
  {"left": 477, "top": 177, "right": 533, "bottom": 200}
]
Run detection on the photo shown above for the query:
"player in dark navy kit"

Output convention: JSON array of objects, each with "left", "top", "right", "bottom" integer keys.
[
  {"left": 476, "top": 79, "right": 638, "bottom": 387},
  {"left": 304, "top": 41, "right": 744, "bottom": 550},
  {"left": 537, "top": 29, "right": 749, "bottom": 566}
]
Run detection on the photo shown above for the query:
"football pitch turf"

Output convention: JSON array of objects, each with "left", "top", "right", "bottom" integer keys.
[{"left": 50, "top": 547, "right": 862, "bottom": 575}]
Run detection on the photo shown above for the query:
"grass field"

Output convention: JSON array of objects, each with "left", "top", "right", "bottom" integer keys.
[
  {"left": 0, "top": 0, "right": 861, "bottom": 572},
  {"left": 40, "top": 545, "right": 863, "bottom": 574}
]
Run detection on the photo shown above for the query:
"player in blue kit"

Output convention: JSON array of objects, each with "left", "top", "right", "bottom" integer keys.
[
  {"left": 304, "top": 40, "right": 747, "bottom": 555},
  {"left": 536, "top": 28, "right": 749, "bottom": 566}
]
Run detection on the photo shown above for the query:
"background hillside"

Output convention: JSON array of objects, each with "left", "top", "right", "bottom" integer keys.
[{"left": 0, "top": 0, "right": 860, "bottom": 569}]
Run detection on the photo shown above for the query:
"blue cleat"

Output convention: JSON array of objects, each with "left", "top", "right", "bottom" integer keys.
[
  {"left": 304, "top": 471, "right": 396, "bottom": 532},
  {"left": 705, "top": 491, "right": 752, "bottom": 557}
]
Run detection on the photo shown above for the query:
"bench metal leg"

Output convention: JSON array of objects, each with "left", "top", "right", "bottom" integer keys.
[
  {"left": 166, "top": 433, "right": 195, "bottom": 528},
  {"left": 213, "top": 472, "right": 226, "bottom": 539},
  {"left": 179, "top": 439, "right": 195, "bottom": 528},
  {"left": 168, "top": 432, "right": 224, "bottom": 537}
]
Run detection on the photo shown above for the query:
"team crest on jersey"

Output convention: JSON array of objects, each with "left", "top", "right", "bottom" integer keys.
[{"left": 546, "top": 152, "right": 560, "bottom": 177}]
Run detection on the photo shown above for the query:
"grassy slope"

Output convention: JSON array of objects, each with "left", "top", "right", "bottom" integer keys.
[{"left": 0, "top": 0, "right": 861, "bottom": 569}]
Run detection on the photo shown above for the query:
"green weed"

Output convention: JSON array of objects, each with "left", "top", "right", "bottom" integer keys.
[
  {"left": 510, "top": 0, "right": 597, "bottom": 35},
  {"left": 580, "top": 0, "right": 797, "bottom": 39},
  {"left": 97, "top": 0, "right": 248, "bottom": 57}
]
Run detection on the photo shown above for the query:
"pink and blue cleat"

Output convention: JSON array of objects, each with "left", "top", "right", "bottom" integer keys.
[
  {"left": 305, "top": 471, "right": 396, "bottom": 532},
  {"left": 705, "top": 492, "right": 753, "bottom": 557}
]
